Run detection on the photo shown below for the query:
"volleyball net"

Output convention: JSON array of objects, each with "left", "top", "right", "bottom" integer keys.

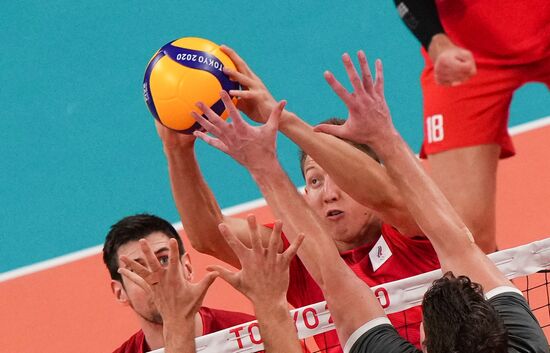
[{"left": 150, "top": 237, "right": 550, "bottom": 353}]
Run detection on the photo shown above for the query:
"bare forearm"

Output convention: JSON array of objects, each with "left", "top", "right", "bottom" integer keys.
[
  {"left": 164, "top": 145, "right": 237, "bottom": 263},
  {"left": 250, "top": 160, "right": 338, "bottom": 283},
  {"left": 280, "top": 113, "right": 395, "bottom": 206},
  {"left": 370, "top": 132, "right": 510, "bottom": 287},
  {"left": 372, "top": 132, "right": 467, "bottom": 252},
  {"left": 254, "top": 300, "right": 302, "bottom": 353},
  {"left": 279, "top": 113, "right": 419, "bottom": 235},
  {"left": 163, "top": 317, "right": 196, "bottom": 353},
  {"left": 165, "top": 146, "right": 223, "bottom": 235}
]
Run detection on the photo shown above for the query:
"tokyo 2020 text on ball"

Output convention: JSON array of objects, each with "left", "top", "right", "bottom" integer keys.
[{"left": 143, "top": 37, "right": 238, "bottom": 134}]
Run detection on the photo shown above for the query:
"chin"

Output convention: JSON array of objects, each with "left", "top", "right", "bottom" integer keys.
[
  {"left": 139, "top": 311, "right": 163, "bottom": 325},
  {"left": 333, "top": 230, "right": 356, "bottom": 243}
]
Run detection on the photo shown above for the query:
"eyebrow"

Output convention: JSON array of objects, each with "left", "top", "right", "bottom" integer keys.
[
  {"left": 130, "top": 246, "right": 171, "bottom": 262},
  {"left": 304, "top": 166, "right": 316, "bottom": 175}
]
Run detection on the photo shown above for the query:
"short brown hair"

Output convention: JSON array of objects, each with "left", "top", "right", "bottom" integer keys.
[{"left": 103, "top": 214, "right": 184, "bottom": 282}]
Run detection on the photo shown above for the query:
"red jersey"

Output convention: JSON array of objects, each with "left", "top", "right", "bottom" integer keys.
[
  {"left": 434, "top": 0, "right": 550, "bottom": 65},
  {"left": 283, "top": 224, "right": 439, "bottom": 351},
  {"left": 112, "top": 307, "right": 254, "bottom": 353}
]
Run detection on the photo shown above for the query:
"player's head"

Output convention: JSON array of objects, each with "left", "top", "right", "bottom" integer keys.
[
  {"left": 421, "top": 272, "right": 508, "bottom": 353},
  {"left": 103, "top": 213, "right": 189, "bottom": 325},
  {"left": 300, "top": 118, "right": 382, "bottom": 245}
]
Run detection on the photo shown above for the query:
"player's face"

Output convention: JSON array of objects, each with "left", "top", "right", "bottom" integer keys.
[
  {"left": 116, "top": 232, "right": 176, "bottom": 325},
  {"left": 303, "top": 156, "right": 377, "bottom": 247}
]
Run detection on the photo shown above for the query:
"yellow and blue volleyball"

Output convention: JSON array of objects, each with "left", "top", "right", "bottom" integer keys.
[{"left": 143, "top": 37, "right": 239, "bottom": 133}]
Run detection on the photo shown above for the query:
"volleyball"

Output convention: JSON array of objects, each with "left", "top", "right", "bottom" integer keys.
[{"left": 143, "top": 37, "right": 239, "bottom": 133}]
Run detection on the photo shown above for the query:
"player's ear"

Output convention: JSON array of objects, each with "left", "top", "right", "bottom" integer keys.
[
  {"left": 111, "top": 280, "right": 129, "bottom": 305},
  {"left": 181, "top": 252, "right": 193, "bottom": 280}
]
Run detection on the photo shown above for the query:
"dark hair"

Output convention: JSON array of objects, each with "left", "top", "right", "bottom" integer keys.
[
  {"left": 422, "top": 272, "right": 508, "bottom": 353},
  {"left": 299, "top": 117, "right": 381, "bottom": 177},
  {"left": 103, "top": 213, "right": 184, "bottom": 282}
]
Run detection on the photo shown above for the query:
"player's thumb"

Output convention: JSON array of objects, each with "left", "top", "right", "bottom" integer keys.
[
  {"left": 267, "top": 100, "right": 286, "bottom": 130},
  {"left": 206, "top": 265, "right": 238, "bottom": 288},
  {"left": 196, "top": 271, "right": 218, "bottom": 298},
  {"left": 314, "top": 124, "right": 346, "bottom": 139}
]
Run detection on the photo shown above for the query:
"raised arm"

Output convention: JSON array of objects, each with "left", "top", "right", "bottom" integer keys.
[
  {"left": 315, "top": 52, "right": 510, "bottom": 292},
  {"left": 393, "top": 0, "right": 476, "bottom": 85},
  {"left": 157, "top": 122, "right": 275, "bottom": 268},
  {"left": 193, "top": 93, "right": 388, "bottom": 347},
  {"left": 208, "top": 216, "right": 304, "bottom": 353},
  {"left": 219, "top": 45, "right": 420, "bottom": 236}
]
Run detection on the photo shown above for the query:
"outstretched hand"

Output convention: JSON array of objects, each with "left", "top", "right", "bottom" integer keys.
[
  {"left": 118, "top": 238, "right": 217, "bottom": 323},
  {"left": 207, "top": 215, "right": 304, "bottom": 305},
  {"left": 192, "top": 90, "right": 286, "bottom": 173},
  {"left": 313, "top": 51, "right": 396, "bottom": 146},
  {"left": 220, "top": 45, "right": 279, "bottom": 124}
]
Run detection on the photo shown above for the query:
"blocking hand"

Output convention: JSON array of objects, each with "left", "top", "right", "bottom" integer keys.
[
  {"left": 118, "top": 238, "right": 217, "bottom": 323},
  {"left": 192, "top": 91, "right": 286, "bottom": 172},
  {"left": 220, "top": 45, "right": 279, "bottom": 124},
  {"left": 207, "top": 215, "right": 304, "bottom": 305},
  {"left": 314, "top": 51, "right": 395, "bottom": 146}
]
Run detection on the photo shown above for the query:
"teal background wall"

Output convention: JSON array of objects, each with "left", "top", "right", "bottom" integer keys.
[{"left": 1, "top": 1, "right": 548, "bottom": 272}]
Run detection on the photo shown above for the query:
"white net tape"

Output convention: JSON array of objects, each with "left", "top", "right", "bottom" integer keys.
[{"left": 150, "top": 237, "right": 550, "bottom": 353}]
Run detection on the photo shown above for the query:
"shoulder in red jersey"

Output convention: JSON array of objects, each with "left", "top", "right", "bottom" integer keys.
[{"left": 111, "top": 330, "right": 148, "bottom": 353}]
